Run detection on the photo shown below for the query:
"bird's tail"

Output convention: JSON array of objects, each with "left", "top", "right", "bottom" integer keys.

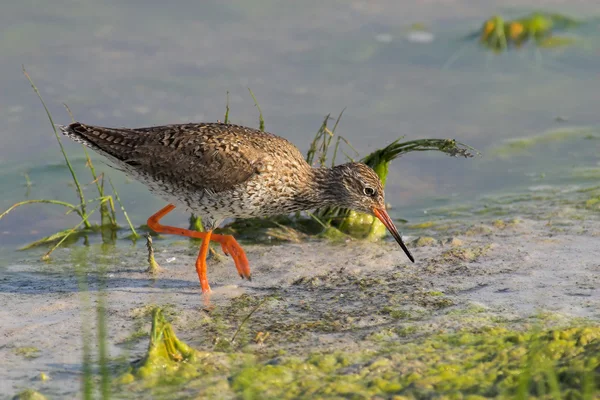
[
  {"left": 58, "top": 122, "right": 96, "bottom": 148},
  {"left": 58, "top": 122, "right": 140, "bottom": 162}
]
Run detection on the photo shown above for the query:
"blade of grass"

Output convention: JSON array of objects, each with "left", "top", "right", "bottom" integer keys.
[
  {"left": 248, "top": 88, "right": 264, "bottom": 131},
  {"left": 73, "top": 248, "right": 94, "bottom": 400},
  {"left": 224, "top": 91, "right": 230, "bottom": 124},
  {"left": 306, "top": 114, "right": 330, "bottom": 166},
  {"left": 98, "top": 175, "right": 113, "bottom": 231},
  {"left": 96, "top": 252, "right": 110, "bottom": 400},
  {"left": 19, "top": 228, "right": 75, "bottom": 251},
  {"left": 23, "top": 66, "right": 91, "bottom": 228},
  {"left": 42, "top": 201, "right": 104, "bottom": 260},
  {"left": 323, "top": 108, "right": 345, "bottom": 166},
  {"left": 1, "top": 199, "right": 81, "bottom": 221},
  {"left": 331, "top": 135, "right": 359, "bottom": 167},
  {"left": 582, "top": 356, "right": 596, "bottom": 400},
  {"left": 305, "top": 211, "right": 330, "bottom": 229},
  {"left": 108, "top": 176, "right": 140, "bottom": 239},
  {"left": 230, "top": 296, "right": 270, "bottom": 344},
  {"left": 65, "top": 104, "right": 118, "bottom": 227},
  {"left": 23, "top": 172, "right": 33, "bottom": 188}
]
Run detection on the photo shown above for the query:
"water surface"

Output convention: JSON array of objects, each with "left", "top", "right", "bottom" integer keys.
[{"left": 1, "top": 0, "right": 599, "bottom": 255}]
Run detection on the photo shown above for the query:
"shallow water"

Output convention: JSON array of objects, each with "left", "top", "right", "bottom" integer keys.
[{"left": 1, "top": 1, "right": 600, "bottom": 255}]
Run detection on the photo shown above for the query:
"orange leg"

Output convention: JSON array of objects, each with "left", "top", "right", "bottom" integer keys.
[
  {"left": 147, "top": 204, "right": 251, "bottom": 293},
  {"left": 196, "top": 229, "right": 212, "bottom": 293}
]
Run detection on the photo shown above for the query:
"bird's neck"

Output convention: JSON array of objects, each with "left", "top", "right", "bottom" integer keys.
[{"left": 297, "top": 166, "right": 345, "bottom": 209}]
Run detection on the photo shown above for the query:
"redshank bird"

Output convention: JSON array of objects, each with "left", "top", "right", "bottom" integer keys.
[{"left": 60, "top": 122, "right": 414, "bottom": 293}]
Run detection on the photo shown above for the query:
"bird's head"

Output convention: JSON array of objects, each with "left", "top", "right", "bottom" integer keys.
[{"left": 332, "top": 162, "right": 414, "bottom": 263}]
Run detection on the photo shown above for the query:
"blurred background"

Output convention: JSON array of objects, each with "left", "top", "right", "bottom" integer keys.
[{"left": 1, "top": 0, "right": 599, "bottom": 250}]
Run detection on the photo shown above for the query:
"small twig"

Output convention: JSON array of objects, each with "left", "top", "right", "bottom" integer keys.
[{"left": 230, "top": 296, "right": 270, "bottom": 343}]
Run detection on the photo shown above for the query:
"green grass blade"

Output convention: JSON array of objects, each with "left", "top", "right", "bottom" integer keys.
[
  {"left": 248, "top": 88, "right": 264, "bottom": 131},
  {"left": 108, "top": 176, "right": 140, "bottom": 239},
  {"left": 96, "top": 254, "right": 110, "bottom": 399},
  {"left": 19, "top": 228, "right": 74, "bottom": 251},
  {"left": 64, "top": 103, "right": 116, "bottom": 224},
  {"left": 1, "top": 199, "right": 80, "bottom": 221},
  {"left": 306, "top": 114, "right": 329, "bottom": 165},
  {"left": 73, "top": 249, "right": 94, "bottom": 400},
  {"left": 230, "top": 296, "right": 270, "bottom": 344},
  {"left": 23, "top": 66, "right": 91, "bottom": 228},
  {"left": 224, "top": 91, "right": 230, "bottom": 124},
  {"left": 42, "top": 202, "right": 103, "bottom": 260}
]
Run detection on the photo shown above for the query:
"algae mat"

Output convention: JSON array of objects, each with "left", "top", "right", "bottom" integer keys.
[{"left": 1, "top": 198, "right": 599, "bottom": 398}]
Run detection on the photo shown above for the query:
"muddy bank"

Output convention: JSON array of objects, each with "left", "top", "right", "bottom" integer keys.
[{"left": 1, "top": 203, "right": 599, "bottom": 398}]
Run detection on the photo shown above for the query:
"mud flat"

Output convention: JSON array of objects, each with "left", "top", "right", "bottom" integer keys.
[{"left": 1, "top": 189, "right": 599, "bottom": 398}]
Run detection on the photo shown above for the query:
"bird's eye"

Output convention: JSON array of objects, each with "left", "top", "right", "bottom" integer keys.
[{"left": 363, "top": 187, "right": 376, "bottom": 197}]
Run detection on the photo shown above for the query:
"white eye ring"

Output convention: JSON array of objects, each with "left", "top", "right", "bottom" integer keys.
[{"left": 363, "top": 187, "right": 376, "bottom": 197}]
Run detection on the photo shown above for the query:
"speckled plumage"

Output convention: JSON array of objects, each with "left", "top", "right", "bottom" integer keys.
[
  {"left": 60, "top": 122, "right": 378, "bottom": 226},
  {"left": 59, "top": 121, "right": 414, "bottom": 270}
]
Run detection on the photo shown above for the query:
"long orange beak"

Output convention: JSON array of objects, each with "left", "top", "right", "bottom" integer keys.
[{"left": 373, "top": 208, "right": 414, "bottom": 263}]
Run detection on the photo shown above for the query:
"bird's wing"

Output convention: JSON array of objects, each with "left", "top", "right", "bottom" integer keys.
[{"left": 62, "top": 122, "right": 274, "bottom": 193}]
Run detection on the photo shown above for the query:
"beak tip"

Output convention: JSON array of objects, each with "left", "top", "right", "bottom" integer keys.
[{"left": 373, "top": 207, "right": 416, "bottom": 263}]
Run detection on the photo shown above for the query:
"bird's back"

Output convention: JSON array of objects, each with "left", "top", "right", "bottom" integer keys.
[{"left": 60, "top": 122, "right": 312, "bottom": 221}]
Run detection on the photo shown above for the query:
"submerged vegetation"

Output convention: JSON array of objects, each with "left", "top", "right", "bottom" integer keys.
[
  {"left": 490, "top": 126, "right": 600, "bottom": 158},
  {"left": 116, "top": 307, "right": 600, "bottom": 399},
  {"left": 473, "top": 12, "right": 581, "bottom": 51},
  {"left": 1, "top": 70, "right": 477, "bottom": 254}
]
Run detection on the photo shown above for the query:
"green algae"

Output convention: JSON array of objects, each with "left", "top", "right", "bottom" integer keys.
[
  {"left": 490, "top": 127, "right": 600, "bottom": 158},
  {"left": 464, "top": 224, "right": 494, "bottom": 236},
  {"left": 118, "top": 308, "right": 254, "bottom": 397},
  {"left": 14, "top": 346, "right": 41, "bottom": 359},
  {"left": 11, "top": 389, "right": 47, "bottom": 400},
  {"left": 116, "top": 303, "right": 600, "bottom": 399},
  {"left": 406, "top": 221, "right": 437, "bottom": 229},
  {"left": 411, "top": 236, "right": 438, "bottom": 247},
  {"left": 226, "top": 326, "right": 600, "bottom": 399},
  {"left": 475, "top": 12, "right": 582, "bottom": 52},
  {"left": 126, "top": 324, "right": 599, "bottom": 399},
  {"left": 317, "top": 224, "right": 351, "bottom": 242},
  {"left": 442, "top": 245, "right": 492, "bottom": 263},
  {"left": 489, "top": 218, "right": 521, "bottom": 230},
  {"left": 337, "top": 210, "right": 387, "bottom": 241},
  {"left": 444, "top": 237, "right": 464, "bottom": 247},
  {"left": 120, "top": 308, "right": 211, "bottom": 386}
]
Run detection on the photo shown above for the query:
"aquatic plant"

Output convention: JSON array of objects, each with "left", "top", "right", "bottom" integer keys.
[
  {"left": 311, "top": 128, "right": 477, "bottom": 240},
  {"left": 474, "top": 12, "right": 581, "bottom": 51},
  {"left": 221, "top": 96, "right": 477, "bottom": 243},
  {"left": 0, "top": 68, "right": 140, "bottom": 258}
]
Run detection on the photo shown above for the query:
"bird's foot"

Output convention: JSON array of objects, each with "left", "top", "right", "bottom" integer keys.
[{"left": 218, "top": 235, "right": 251, "bottom": 280}]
